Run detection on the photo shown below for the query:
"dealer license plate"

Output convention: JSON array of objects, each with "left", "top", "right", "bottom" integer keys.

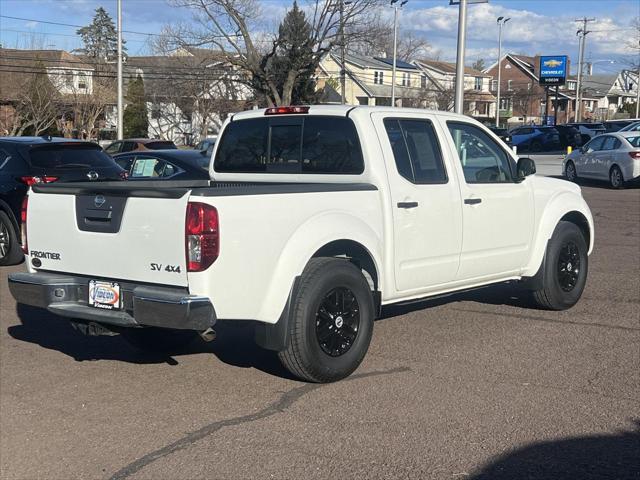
[{"left": 88, "top": 280, "right": 121, "bottom": 310}]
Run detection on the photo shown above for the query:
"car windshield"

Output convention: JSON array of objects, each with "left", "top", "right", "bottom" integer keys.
[
  {"left": 28, "top": 144, "right": 116, "bottom": 169},
  {"left": 625, "top": 136, "right": 640, "bottom": 148}
]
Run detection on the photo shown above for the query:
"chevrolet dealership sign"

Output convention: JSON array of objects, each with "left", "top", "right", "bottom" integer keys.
[{"left": 539, "top": 55, "right": 568, "bottom": 86}]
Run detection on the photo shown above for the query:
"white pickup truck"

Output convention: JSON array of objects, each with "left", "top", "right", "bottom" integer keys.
[{"left": 9, "top": 106, "right": 594, "bottom": 383}]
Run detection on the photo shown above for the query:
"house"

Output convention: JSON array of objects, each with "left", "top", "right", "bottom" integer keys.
[
  {"left": 582, "top": 71, "right": 639, "bottom": 120},
  {"left": 413, "top": 59, "right": 495, "bottom": 120},
  {"left": 317, "top": 52, "right": 426, "bottom": 107},
  {"left": 121, "top": 49, "right": 253, "bottom": 145},
  {"left": 0, "top": 48, "right": 114, "bottom": 137},
  {"left": 483, "top": 53, "right": 599, "bottom": 126}
]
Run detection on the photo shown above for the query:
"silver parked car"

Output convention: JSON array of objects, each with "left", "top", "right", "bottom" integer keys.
[
  {"left": 619, "top": 121, "right": 640, "bottom": 132},
  {"left": 563, "top": 132, "right": 640, "bottom": 188}
]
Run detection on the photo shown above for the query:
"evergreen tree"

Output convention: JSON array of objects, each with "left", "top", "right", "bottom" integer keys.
[
  {"left": 263, "top": 1, "right": 318, "bottom": 105},
  {"left": 76, "top": 7, "right": 125, "bottom": 60},
  {"left": 123, "top": 76, "right": 148, "bottom": 138}
]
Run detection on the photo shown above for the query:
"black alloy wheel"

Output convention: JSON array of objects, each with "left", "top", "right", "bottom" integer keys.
[
  {"left": 557, "top": 241, "right": 581, "bottom": 292},
  {"left": 315, "top": 287, "right": 360, "bottom": 357}
]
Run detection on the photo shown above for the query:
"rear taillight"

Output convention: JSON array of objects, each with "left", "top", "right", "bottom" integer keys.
[
  {"left": 629, "top": 151, "right": 640, "bottom": 159},
  {"left": 21, "top": 195, "right": 28, "bottom": 254},
  {"left": 19, "top": 176, "right": 58, "bottom": 186},
  {"left": 185, "top": 202, "right": 219, "bottom": 272}
]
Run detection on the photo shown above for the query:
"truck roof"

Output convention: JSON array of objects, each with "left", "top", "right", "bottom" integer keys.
[{"left": 230, "top": 105, "right": 471, "bottom": 122}]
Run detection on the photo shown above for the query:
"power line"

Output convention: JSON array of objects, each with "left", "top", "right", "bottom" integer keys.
[{"left": 0, "top": 15, "right": 163, "bottom": 37}]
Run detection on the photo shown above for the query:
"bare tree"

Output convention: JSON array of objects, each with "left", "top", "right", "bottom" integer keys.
[
  {"left": 511, "top": 85, "right": 537, "bottom": 123},
  {"left": 67, "top": 81, "right": 114, "bottom": 139},
  {"left": 434, "top": 86, "right": 455, "bottom": 112},
  {"left": 13, "top": 64, "right": 62, "bottom": 136},
  {"left": 165, "top": 0, "right": 385, "bottom": 106},
  {"left": 351, "top": 21, "right": 432, "bottom": 62}
]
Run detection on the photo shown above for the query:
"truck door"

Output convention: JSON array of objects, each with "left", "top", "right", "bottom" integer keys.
[
  {"left": 372, "top": 113, "right": 462, "bottom": 294},
  {"left": 442, "top": 120, "right": 534, "bottom": 281}
]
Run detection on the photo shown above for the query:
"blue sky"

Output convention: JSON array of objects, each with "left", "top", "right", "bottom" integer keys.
[{"left": 1, "top": 0, "right": 638, "bottom": 73}]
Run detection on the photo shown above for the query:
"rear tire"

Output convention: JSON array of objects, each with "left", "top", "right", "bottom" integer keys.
[
  {"left": 121, "top": 327, "right": 198, "bottom": 353},
  {"left": 0, "top": 211, "right": 23, "bottom": 266},
  {"left": 609, "top": 165, "right": 624, "bottom": 189},
  {"left": 278, "top": 258, "right": 374, "bottom": 383},
  {"left": 531, "top": 221, "right": 588, "bottom": 310}
]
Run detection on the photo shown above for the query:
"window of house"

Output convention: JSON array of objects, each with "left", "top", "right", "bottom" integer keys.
[
  {"left": 421, "top": 76, "right": 427, "bottom": 89},
  {"left": 491, "top": 80, "right": 497, "bottom": 91},
  {"left": 77, "top": 73, "right": 88, "bottom": 90},
  {"left": 64, "top": 72, "right": 73, "bottom": 88},
  {"left": 383, "top": 118, "right": 448, "bottom": 184},
  {"left": 446, "top": 121, "right": 514, "bottom": 184},
  {"left": 474, "top": 77, "right": 482, "bottom": 91},
  {"left": 499, "top": 98, "right": 511, "bottom": 110},
  {"left": 151, "top": 105, "right": 162, "bottom": 120},
  {"left": 374, "top": 71, "right": 384, "bottom": 85},
  {"left": 507, "top": 80, "right": 512, "bottom": 91}
]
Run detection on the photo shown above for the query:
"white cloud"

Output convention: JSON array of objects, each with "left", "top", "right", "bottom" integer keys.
[{"left": 25, "top": 21, "right": 39, "bottom": 29}]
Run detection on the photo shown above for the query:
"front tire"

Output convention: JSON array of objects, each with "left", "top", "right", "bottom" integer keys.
[
  {"left": 531, "top": 221, "right": 588, "bottom": 310},
  {"left": 0, "top": 211, "right": 23, "bottom": 266},
  {"left": 609, "top": 165, "right": 624, "bottom": 189},
  {"left": 121, "top": 327, "right": 198, "bottom": 353},
  {"left": 278, "top": 258, "right": 374, "bottom": 383}
]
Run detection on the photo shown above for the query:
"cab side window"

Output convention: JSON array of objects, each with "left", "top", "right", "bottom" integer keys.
[
  {"left": 383, "top": 118, "right": 447, "bottom": 184},
  {"left": 447, "top": 122, "right": 514, "bottom": 184},
  {"left": 104, "top": 142, "right": 121, "bottom": 155}
]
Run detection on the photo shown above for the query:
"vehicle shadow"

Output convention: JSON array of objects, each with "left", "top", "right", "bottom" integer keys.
[
  {"left": 9, "top": 304, "right": 294, "bottom": 379},
  {"left": 468, "top": 420, "right": 640, "bottom": 480},
  {"left": 379, "top": 281, "right": 537, "bottom": 320}
]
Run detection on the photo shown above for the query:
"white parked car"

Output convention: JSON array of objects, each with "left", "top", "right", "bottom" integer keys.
[
  {"left": 9, "top": 106, "right": 594, "bottom": 383},
  {"left": 563, "top": 132, "right": 640, "bottom": 188}
]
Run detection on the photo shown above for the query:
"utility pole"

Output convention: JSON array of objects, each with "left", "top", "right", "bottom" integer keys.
[
  {"left": 495, "top": 16, "right": 510, "bottom": 127},
  {"left": 390, "top": 0, "right": 407, "bottom": 108},
  {"left": 454, "top": 0, "right": 468, "bottom": 114},
  {"left": 636, "top": 68, "right": 640, "bottom": 118},
  {"left": 117, "top": 0, "right": 123, "bottom": 140},
  {"left": 575, "top": 17, "right": 596, "bottom": 122},
  {"left": 340, "top": 0, "right": 346, "bottom": 105}
]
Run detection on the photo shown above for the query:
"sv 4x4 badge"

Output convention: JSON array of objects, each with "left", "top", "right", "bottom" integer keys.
[{"left": 150, "top": 263, "right": 181, "bottom": 273}]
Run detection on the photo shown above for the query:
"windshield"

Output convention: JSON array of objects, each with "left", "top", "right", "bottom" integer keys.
[
  {"left": 28, "top": 145, "right": 116, "bottom": 169},
  {"left": 146, "top": 141, "right": 177, "bottom": 150}
]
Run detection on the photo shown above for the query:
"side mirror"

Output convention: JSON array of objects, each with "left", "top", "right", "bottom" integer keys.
[{"left": 517, "top": 157, "right": 536, "bottom": 180}]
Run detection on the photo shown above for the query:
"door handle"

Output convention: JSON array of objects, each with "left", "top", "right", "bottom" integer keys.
[
  {"left": 464, "top": 198, "right": 482, "bottom": 205},
  {"left": 397, "top": 201, "right": 419, "bottom": 209}
]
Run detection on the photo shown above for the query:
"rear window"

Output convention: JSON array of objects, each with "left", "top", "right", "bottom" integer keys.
[
  {"left": 28, "top": 144, "right": 116, "bottom": 169},
  {"left": 625, "top": 136, "right": 640, "bottom": 148},
  {"left": 214, "top": 116, "right": 364, "bottom": 174},
  {"left": 0, "top": 147, "right": 27, "bottom": 174},
  {"left": 146, "top": 141, "right": 177, "bottom": 150}
]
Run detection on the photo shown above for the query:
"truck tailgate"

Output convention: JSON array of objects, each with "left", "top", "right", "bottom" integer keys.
[{"left": 26, "top": 189, "right": 190, "bottom": 287}]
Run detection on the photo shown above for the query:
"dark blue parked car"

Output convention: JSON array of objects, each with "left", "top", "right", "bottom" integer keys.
[{"left": 510, "top": 126, "right": 561, "bottom": 152}]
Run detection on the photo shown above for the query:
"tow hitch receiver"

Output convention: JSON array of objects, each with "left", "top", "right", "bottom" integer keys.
[{"left": 71, "top": 321, "right": 118, "bottom": 337}]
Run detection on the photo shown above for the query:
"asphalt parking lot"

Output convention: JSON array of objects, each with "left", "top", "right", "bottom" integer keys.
[{"left": 1, "top": 166, "right": 639, "bottom": 479}]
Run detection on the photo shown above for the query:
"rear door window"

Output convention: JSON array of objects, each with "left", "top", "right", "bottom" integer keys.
[
  {"left": 130, "top": 157, "right": 167, "bottom": 178},
  {"left": 0, "top": 147, "right": 27, "bottom": 175},
  {"left": 28, "top": 145, "right": 116, "bottom": 169},
  {"left": 383, "top": 118, "right": 447, "bottom": 184},
  {"left": 215, "top": 116, "right": 364, "bottom": 174},
  {"left": 586, "top": 136, "right": 605, "bottom": 152},
  {"left": 122, "top": 141, "right": 136, "bottom": 152},
  {"left": 104, "top": 142, "right": 121, "bottom": 155}
]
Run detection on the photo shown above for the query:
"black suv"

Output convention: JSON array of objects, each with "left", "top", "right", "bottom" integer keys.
[{"left": 0, "top": 137, "right": 125, "bottom": 266}]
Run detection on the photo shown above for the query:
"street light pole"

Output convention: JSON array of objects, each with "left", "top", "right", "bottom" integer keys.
[
  {"left": 340, "top": 0, "right": 346, "bottom": 105},
  {"left": 495, "top": 16, "right": 510, "bottom": 127},
  {"left": 391, "top": 4, "right": 398, "bottom": 106},
  {"left": 117, "top": 0, "right": 123, "bottom": 140},
  {"left": 575, "top": 17, "right": 595, "bottom": 122},
  {"left": 454, "top": 0, "right": 468, "bottom": 114},
  {"left": 636, "top": 68, "right": 640, "bottom": 118},
  {"left": 390, "top": 0, "right": 406, "bottom": 107}
]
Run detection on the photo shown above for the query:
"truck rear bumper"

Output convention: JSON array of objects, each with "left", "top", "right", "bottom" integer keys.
[{"left": 8, "top": 272, "right": 216, "bottom": 331}]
